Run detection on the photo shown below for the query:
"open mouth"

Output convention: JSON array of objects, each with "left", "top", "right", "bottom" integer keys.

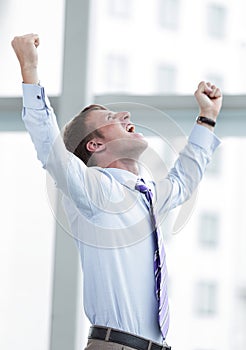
[{"left": 126, "top": 123, "right": 135, "bottom": 133}]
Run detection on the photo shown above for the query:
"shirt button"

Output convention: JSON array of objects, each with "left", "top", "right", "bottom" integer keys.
[{"left": 37, "top": 95, "right": 41, "bottom": 99}]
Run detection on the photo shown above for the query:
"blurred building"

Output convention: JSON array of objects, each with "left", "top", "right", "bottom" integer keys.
[
  {"left": 1, "top": 1, "right": 246, "bottom": 350},
  {"left": 165, "top": 140, "right": 246, "bottom": 350},
  {"left": 92, "top": 0, "right": 246, "bottom": 95}
]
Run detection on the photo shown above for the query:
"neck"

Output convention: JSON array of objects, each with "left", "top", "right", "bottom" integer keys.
[{"left": 103, "top": 158, "right": 139, "bottom": 175}]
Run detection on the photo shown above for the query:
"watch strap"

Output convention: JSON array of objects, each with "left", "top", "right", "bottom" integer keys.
[{"left": 196, "top": 116, "right": 216, "bottom": 127}]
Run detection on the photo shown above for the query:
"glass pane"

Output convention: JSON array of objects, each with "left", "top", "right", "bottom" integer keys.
[
  {"left": 207, "top": 4, "right": 227, "bottom": 39},
  {"left": 158, "top": 0, "right": 180, "bottom": 30},
  {"left": 194, "top": 281, "right": 218, "bottom": 314},
  {"left": 198, "top": 212, "right": 220, "bottom": 248},
  {"left": 0, "top": 132, "right": 55, "bottom": 350},
  {"left": 105, "top": 54, "right": 129, "bottom": 92},
  {"left": 92, "top": 0, "right": 246, "bottom": 95},
  {"left": 107, "top": 0, "right": 132, "bottom": 18},
  {"left": 157, "top": 64, "right": 177, "bottom": 93},
  {"left": 0, "top": 0, "right": 65, "bottom": 96}
]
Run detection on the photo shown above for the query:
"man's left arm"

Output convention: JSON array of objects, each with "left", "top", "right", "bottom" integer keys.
[{"left": 155, "top": 81, "right": 222, "bottom": 216}]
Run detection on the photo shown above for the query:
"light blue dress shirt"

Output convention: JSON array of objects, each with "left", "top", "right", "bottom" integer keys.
[{"left": 22, "top": 83, "right": 221, "bottom": 343}]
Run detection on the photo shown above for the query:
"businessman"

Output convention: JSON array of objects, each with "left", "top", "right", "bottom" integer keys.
[{"left": 12, "top": 33, "right": 222, "bottom": 350}]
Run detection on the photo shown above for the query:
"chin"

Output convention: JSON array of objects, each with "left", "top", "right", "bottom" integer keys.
[
  {"left": 127, "top": 137, "right": 148, "bottom": 158},
  {"left": 137, "top": 135, "right": 148, "bottom": 149}
]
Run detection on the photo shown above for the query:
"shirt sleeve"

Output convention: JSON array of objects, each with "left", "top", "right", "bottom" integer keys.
[
  {"left": 22, "top": 83, "right": 112, "bottom": 218},
  {"left": 155, "top": 123, "right": 221, "bottom": 218}
]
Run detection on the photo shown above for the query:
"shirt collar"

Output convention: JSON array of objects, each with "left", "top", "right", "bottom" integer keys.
[{"left": 104, "top": 168, "right": 139, "bottom": 191}]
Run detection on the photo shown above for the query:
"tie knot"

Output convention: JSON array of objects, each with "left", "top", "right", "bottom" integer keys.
[
  {"left": 135, "top": 183, "right": 148, "bottom": 193},
  {"left": 135, "top": 179, "right": 153, "bottom": 202}
]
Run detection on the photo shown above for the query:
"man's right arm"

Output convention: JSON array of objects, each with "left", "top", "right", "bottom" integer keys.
[{"left": 12, "top": 34, "right": 111, "bottom": 217}]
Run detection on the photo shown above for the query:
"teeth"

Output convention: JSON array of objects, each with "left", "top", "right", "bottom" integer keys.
[{"left": 126, "top": 124, "right": 135, "bottom": 133}]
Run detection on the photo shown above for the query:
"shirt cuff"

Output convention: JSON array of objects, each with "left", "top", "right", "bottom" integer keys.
[
  {"left": 188, "top": 123, "right": 221, "bottom": 155},
  {"left": 22, "top": 83, "right": 51, "bottom": 110}
]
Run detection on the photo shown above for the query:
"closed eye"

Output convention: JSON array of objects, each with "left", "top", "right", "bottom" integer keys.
[{"left": 107, "top": 113, "right": 115, "bottom": 120}]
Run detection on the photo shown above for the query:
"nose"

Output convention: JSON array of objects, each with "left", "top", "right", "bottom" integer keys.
[{"left": 116, "top": 111, "right": 130, "bottom": 121}]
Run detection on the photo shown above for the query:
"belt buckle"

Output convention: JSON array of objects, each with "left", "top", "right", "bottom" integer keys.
[
  {"left": 105, "top": 327, "right": 112, "bottom": 341},
  {"left": 161, "top": 341, "right": 171, "bottom": 350},
  {"left": 147, "top": 340, "right": 152, "bottom": 350},
  {"left": 147, "top": 340, "right": 169, "bottom": 350}
]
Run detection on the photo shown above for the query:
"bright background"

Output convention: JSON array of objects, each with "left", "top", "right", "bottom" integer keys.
[{"left": 1, "top": 1, "right": 246, "bottom": 350}]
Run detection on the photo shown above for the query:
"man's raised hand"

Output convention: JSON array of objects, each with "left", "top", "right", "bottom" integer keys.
[
  {"left": 194, "top": 81, "right": 223, "bottom": 122},
  {"left": 11, "top": 33, "right": 40, "bottom": 84}
]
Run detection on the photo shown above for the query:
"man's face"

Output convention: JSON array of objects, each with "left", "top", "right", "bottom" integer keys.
[{"left": 86, "top": 109, "right": 148, "bottom": 160}]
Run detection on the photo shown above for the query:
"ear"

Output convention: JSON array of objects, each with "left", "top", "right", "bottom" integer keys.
[{"left": 86, "top": 139, "right": 106, "bottom": 153}]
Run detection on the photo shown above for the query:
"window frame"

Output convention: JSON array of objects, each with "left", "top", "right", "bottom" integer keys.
[
  {"left": 194, "top": 281, "right": 218, "bottom": 315},
  {"left": 206, "top": 3, "right": 227, "bottom": 39}
]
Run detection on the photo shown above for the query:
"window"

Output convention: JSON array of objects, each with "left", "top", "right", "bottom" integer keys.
[
  {"left": 3, "top": 2, "right": 246, "bottom": 350},
  {"left": 108, "top": 0, "right": 132, "bottom": 18},
  {"left": 0, "top": 0, "right": 65, "bottom": 96},
  {"left": 195, "top": 281, "right": 218, "bottom": 315},
  {"left": 0, "top": 132, "right": 55, "bottom": 350},
  {"left": 157, "top": 64, "right": 177, "bottom": 93},
  {"left": 158, "top": 0, "right": 180, "bottom": 30},
  {"left": 105, "top": 54, "right": 129, "bottom": 92},
  {"left": 198, "top": 213, "right": 219, "bottom": 248},
  {"left": 93, "top": 1, "right": 246, "bottom": 94},
  {"left": 207, "top": 4, "right": 227, "bottom": 39}
]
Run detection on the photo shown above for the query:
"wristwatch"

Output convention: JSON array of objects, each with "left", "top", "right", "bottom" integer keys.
[{"left": 196, "top": 116, "right": 216, "bottom": 127}]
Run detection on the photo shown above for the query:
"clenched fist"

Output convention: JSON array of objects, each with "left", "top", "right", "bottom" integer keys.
[
  {"left": 194, "top": 81, "right": 222, "bottom": 121},
  {"left": 11, "top": 33, "right": 40, "bottom": 84}
]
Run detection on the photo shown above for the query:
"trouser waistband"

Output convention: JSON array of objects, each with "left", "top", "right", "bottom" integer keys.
[{"left": 88, "top": 325, "right": 171, "bottom": 350}]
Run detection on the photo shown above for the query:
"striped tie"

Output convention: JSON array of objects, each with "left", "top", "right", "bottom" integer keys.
[{"left": 135, "top": 179, "right": 170, "bottom": 339}]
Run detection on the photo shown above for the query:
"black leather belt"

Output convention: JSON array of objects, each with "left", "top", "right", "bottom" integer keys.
[{"left": 88, "top": 326, "right": 171, "bottom": 350}]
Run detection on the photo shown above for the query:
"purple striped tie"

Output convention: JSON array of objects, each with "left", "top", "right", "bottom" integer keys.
[{"left": 135, "top": 179, "right": 170, "bottom": 339}]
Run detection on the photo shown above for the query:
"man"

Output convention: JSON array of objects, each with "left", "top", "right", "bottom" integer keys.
[{"left": 12, "top": 33, "right": 222, "bottom": 350}]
